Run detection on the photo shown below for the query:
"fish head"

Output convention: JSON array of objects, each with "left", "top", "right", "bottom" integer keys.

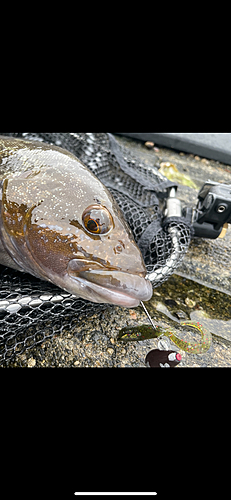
[{"left": 0, "top": 143, "right": 152, "bottom": 307}]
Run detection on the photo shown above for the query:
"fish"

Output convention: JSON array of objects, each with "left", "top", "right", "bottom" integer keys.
[{"left": 0, "top": 135, "right": 153, "bottom": 308}]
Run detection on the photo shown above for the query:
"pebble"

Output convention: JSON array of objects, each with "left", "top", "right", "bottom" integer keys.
[
  {"left": 129, "top": 310, "right": 137, "bottom": 319},
  {"left": 27, "top": 358, "right": 36, "bottom": 368},
  {"left": 174, "top": 310, "right": 188, "bottom": 320},
  {"left": 145, "top": 141, "right": 154, "bottom": 149},
  {"left": 185, "top": 297, "right": 196, "bottom": 308}
]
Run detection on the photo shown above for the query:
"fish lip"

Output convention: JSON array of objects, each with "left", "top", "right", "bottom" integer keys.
[{"left": 67, "top": 269, "right": 153, "bottom": 307}]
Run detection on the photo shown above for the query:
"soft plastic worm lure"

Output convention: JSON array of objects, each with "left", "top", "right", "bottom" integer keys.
[{"left": 118, "top": 321, "right": 212, "bottom": 354}]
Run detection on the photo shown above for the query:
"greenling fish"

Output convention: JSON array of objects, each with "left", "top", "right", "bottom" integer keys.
[{"left": 0, "top": 136, "right": 153, "bottom": 307}]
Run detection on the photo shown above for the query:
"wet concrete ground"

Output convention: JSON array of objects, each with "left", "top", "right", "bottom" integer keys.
[
  {"left": 6, "top": 135, "right": 231, "bottom": 367},
  {"left": 115, "top": 133, "right": 231, "bottom": 165}
]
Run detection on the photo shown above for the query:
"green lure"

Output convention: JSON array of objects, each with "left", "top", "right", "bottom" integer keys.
[{"left": 118, "top": 321, "right": 212, "bottom": 354}]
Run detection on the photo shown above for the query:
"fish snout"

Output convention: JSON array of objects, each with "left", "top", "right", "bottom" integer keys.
[{"left": 67, "top": 259, "right": 153, "bottom": 307}]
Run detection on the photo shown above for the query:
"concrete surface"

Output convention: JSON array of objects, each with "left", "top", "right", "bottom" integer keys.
[{"left": 115, "top": 133, "right": 231, "bottom": 166}]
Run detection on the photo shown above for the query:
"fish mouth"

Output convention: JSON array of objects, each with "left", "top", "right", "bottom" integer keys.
[{"left": 67, "top": 262, "right": 153, "bottom": 307}]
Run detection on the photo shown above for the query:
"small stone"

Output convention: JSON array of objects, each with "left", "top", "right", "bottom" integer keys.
[
  {"left": 165, "top": 298, "right": 178, "bottom": 307},
  {"left": 145, "top": 141, "right": 154, "bottom": 149},
  {"left": 185, "top": 297, "right": 196, "bottom": 308},
  {"left": 194, "top": 155, "right": 200, "bottom": 161},
  {"left": 129, "top": 309, "right": 137, "bottom": 319},
  {"left": 74, "top": 360, "right": 80, "bottom": 366},
  {"left": 27, "top": 358, "right": 36, "bottom": 368},
  {"left": 174, "top": 310, "right": 188, "bottom": 320},
  {"left": 107, "top": 348, "right": 114, "bottom": 355}
]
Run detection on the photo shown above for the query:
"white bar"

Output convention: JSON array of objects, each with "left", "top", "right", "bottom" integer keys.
[{"left": 74, "top": 494, "right": 157, "bottom": 496}]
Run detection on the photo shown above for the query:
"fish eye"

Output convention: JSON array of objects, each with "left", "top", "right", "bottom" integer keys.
[{"left": 82, "top": 205, "right": 114, "bottom": 235}]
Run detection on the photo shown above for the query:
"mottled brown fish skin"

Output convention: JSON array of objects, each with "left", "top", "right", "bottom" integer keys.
[{"left": 0, "top": 136, "right": 153, "bottom": 307}]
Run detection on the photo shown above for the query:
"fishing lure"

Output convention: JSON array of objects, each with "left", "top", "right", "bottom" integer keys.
[{"left": 118, "top": 321, "right": 212, "bottom": 354}]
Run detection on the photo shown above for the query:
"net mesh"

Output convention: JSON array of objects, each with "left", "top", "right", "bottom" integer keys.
[{"left": 0, "top": 132, "right": 192, "bottom": 364}]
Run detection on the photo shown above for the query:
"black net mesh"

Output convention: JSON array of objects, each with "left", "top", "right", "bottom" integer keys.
[{"left": 0, "top": 132, "right": 192, "bottom": 364}]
